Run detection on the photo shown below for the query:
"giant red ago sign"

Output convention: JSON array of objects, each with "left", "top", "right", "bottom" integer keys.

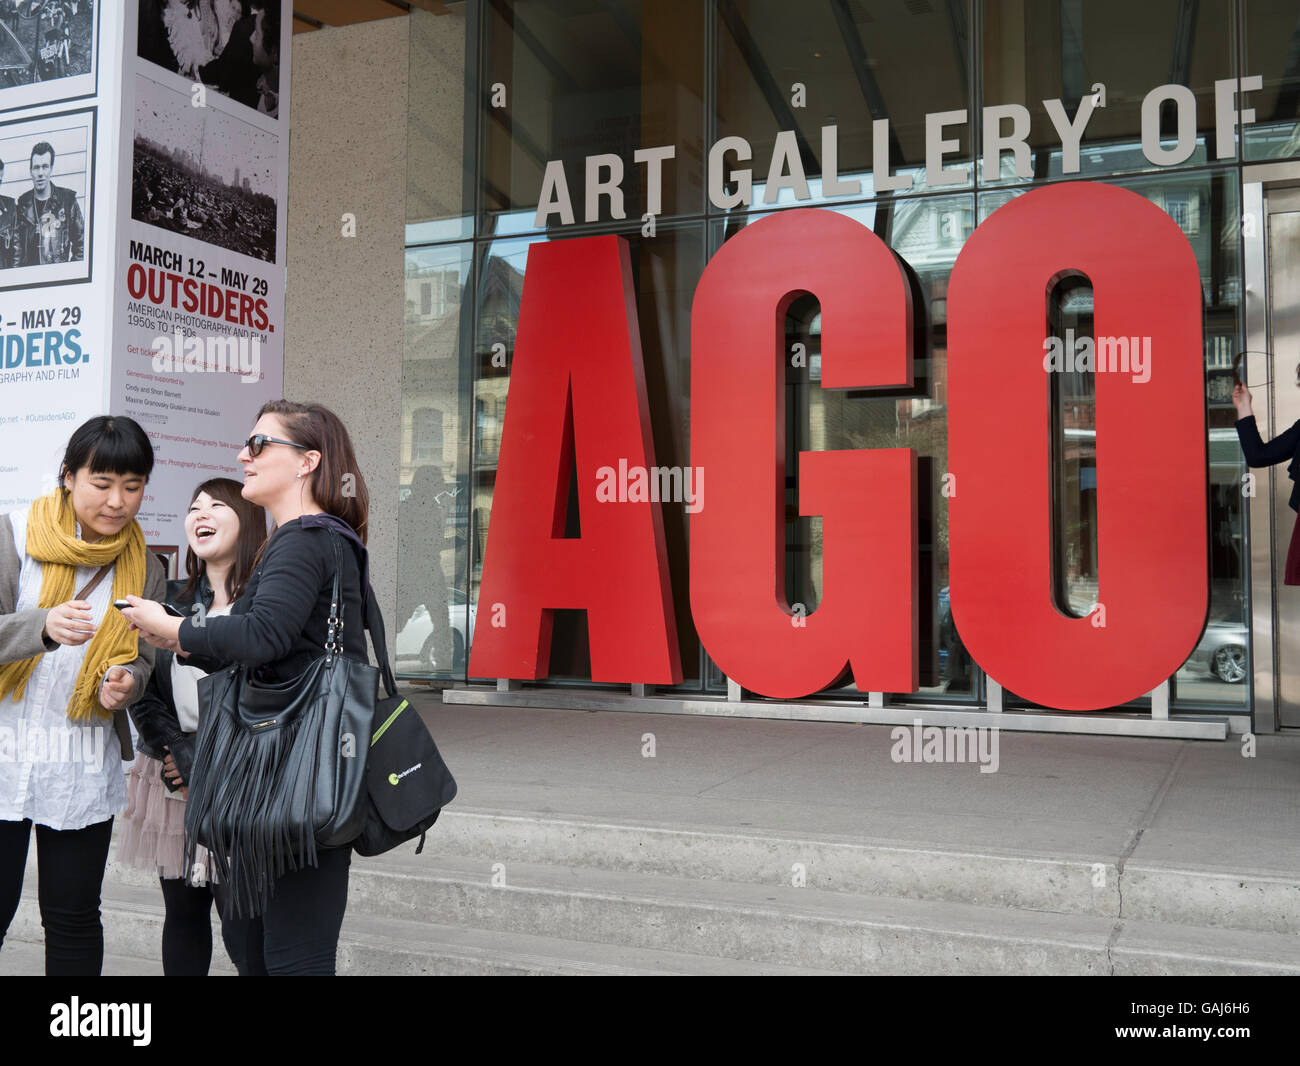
[{"left": 470, "top": 182, "right": 1209, "bottom": 710}]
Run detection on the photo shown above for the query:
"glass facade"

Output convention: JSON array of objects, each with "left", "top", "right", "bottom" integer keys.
[{"left": 400, "top": 1, "right": 1300, "bottom": 714}]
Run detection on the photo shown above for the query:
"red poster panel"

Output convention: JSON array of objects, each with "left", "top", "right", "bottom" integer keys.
[
  {"left": 690, "top": 208, "right": 917, "bottom": 698},
  {"left": 948, "top": 182, "right": 1208, "bottom": 710},
  {"left": 468, "top": 235, "right": 681, "bottom": 683}
]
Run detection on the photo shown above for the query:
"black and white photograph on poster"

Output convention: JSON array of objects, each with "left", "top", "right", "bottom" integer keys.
[
  {"left": 0, "top": 1, "right": 99, "bottom": 114},
  {"left": 132, "top": 73, "right": 275, "bottom": 262},
  {"left": 137, "top": 0, "right": 280, "bottom": 118},
  {"left": 0, "top": 105, "right": 92, "bottom": 290}
]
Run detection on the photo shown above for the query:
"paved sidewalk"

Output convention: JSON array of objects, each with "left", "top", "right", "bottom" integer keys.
[
  {"left": 414, "top": 691, "right": 1300, "bottom": 880},
  {"left": 4, "top": 693, "right": 1295, "bottom": 977}
]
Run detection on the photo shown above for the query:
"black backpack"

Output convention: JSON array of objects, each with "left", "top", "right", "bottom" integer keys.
[{"left": 353, "top": 577, "right": 458, "bottom": 857}]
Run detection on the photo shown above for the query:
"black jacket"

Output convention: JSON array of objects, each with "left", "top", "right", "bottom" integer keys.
[
  {"left": 1236, "top": 415, "right": 1300, "bottom": 512},
  {"left": 17, "top": 183, "right": 84, "bottom": 265},
  {"left": 176, "top": 517, "right": 367, "bottom": 684},
  {"left": 127, "top": 573, "right": 224, "bottom": 790},
  {"left": 0, "top": 195, "right": 19, "bottom": 269}
]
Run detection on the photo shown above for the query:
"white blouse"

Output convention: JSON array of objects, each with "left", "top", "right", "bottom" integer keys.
[
  {"left": 170, "top": 603, "right": 231, "bottom": 733},
  {"left": 158, "top": 602, "right": 231, "bottom": 805},
  {"left": 0, "top": 507, "right": 127, "bottom": 831}
]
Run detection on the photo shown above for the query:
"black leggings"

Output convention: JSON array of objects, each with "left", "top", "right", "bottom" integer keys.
[
  {"left": 0, "top": 816, "right": 114, "bottom": 976},
  {"left": 159, "top": 876, "right": 215, "bottom": 976},
  {"left": 216, "top": 845, "right": 351, "bottom": 976}
]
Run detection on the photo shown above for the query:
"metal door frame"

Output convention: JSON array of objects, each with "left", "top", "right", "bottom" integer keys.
[{"left": 1243, "top": 162, "right": 1300, "bottom": 733}]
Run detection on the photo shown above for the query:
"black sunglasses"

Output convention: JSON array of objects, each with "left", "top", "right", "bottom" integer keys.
[{"left": 245, "top": 434, "right": 308, "bottom": 458}]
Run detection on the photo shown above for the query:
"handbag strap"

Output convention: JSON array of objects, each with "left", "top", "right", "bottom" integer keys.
[
  {"left": 75, "top": 563, "right": 113, "bottom": 602},
  {"left": 323, "top": 529, "right": 345, "bottom": 662},
  {"left": 321, "top": 527, "right": 398, "bottom": 698},
  {"left": 366, "top": 587, "right": 398, "bottom": 698}
]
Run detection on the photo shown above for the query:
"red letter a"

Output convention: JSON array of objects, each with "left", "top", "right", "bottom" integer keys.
[{"left": 468, "top": 236, "right": 682, "bottom": 684}]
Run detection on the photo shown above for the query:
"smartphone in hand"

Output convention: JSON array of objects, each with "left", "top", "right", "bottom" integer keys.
[{"left": 113, "top": 599, "right": 185, "bottom": 617}]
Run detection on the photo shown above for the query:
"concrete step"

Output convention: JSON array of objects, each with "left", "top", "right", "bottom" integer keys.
[
  {"left": 7, "top": 878, "right": 839, "bottom": 976},
  {"left": 0, "top": 938, "right": 168, "bottom": 977},
  {"left": 47, "top": 812, "right": 1300, "bottom": 941},
  {"left": 420, "top": 809, "right": 1121, "bottom": 916},
  {"left": 334, "top": 912, "right": 842, "bottom": 975},
  {"left": 334, "top": 851, "right": 1300, "bottom": 975},
  {"left": 370, "top": 809, "right": 1300, "bottom": 937},
  {"left": 1110, "top": 920, "right": 1300, "bottom": 977},
  {"left": 7, "top": 883, "right": 238, "bottom": 976},
  {"left": 12, "top": 863, "right": 1299, "bottom": 976},
  {"left": 16, "top": 816, "right": 1299, "bottom": 975},
  {"left": 1120, "top": 863, "right": 1300, "bottom": 936}
]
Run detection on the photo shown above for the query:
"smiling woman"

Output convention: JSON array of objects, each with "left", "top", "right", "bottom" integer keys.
[
  {"left": 117, "top": 476, "right": 268, "bottom": 976},
  {"left": 121, "top": 399, "right": 370, "bottom": 976},
  {"left": 0, "top": 414, "right": 167, "bottom": 976}
]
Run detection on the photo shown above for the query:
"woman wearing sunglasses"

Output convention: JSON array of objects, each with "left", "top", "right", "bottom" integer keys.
[
  {"left": 1234, "top": 371, "right": 1300, "bottom": 584},
  {"left": 122, "top": 401, "right": 369, "bottom": 976}
]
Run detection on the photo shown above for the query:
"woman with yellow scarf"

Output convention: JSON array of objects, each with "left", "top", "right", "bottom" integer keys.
[{"left": 0, "top": 416, "right": 166, "bottom": 975}]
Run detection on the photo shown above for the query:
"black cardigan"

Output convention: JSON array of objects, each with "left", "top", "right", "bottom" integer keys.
[
  {"left": 177, "top": 518, "right": 367, "bottom": 682},
  {"left": 1236, "top": 415, "right": 1300, "bottom": 513},
  {"left": 127, "top": 572, "right": 223, "bottom": 789}
]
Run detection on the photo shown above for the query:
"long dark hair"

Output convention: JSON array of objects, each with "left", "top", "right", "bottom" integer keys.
[
  {"left": 180, "top": 477, "right": 268, "bottom": 602},
  {"left": 257, "top": 399, "right": 370, "bottom": 543}
]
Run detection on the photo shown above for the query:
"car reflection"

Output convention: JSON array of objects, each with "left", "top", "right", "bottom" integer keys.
[
  {"left": 1190, "top": 621, "right": 1248, "bottom": 684},
  {"left": 939, "top": 587, "right": 1249, "bottom": 686},
  {"left": 395, "top": 587, "right": 477, "bottom": 674}
]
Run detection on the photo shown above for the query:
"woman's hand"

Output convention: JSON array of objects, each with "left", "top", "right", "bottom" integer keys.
[
  {"left": 43, "top": 599, "right": 94, "bottom": 646},
  {"left": 138, "top": 629, "right": 184, "bottom": 653},
  {"left": 139, "top": 631, "right": 184, "bottom": 653},
  {"left": 119, "top": 597, "right": 185, "bottom": 652},
  {"left": 99, "top": 666, "right": 135, "bottom": 711},
  {"left": 162, "top": 748, "right": 184, "bottom": 788},
  {"left": 1233, "top": 382, "right": 1254, "bottom": 418}
]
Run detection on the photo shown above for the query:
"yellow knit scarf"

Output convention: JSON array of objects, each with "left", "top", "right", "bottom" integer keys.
[{"left": 0, "top": 488, "right": 146, "bottom": 721}]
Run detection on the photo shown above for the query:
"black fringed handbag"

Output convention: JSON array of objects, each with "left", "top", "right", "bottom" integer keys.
[{"left": 184, "top": 531, "right": 376, "bottom": 917}]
